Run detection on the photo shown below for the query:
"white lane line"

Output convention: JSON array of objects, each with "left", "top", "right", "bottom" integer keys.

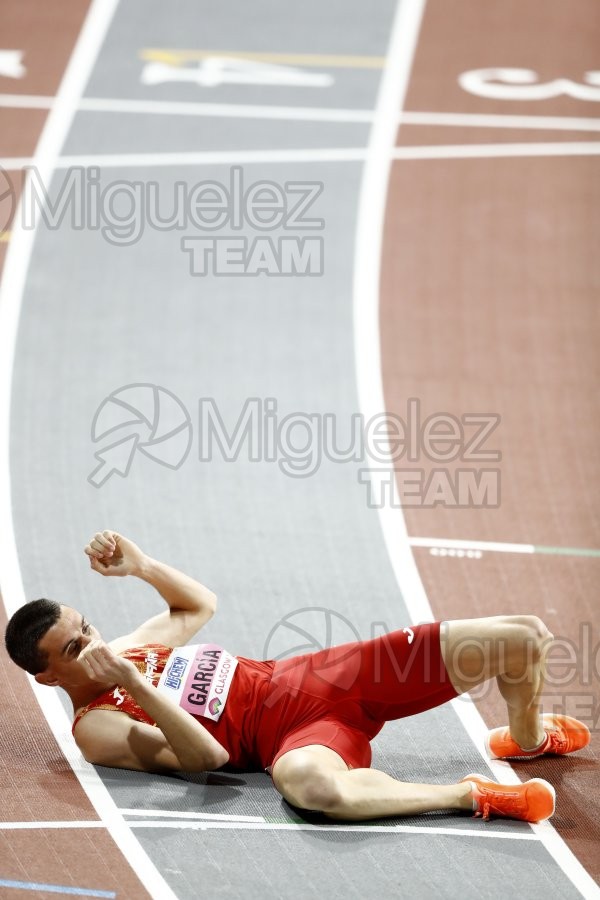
[
  {"left": 2, "top": 94, "right": 600, "bottom": 133},
  {"left": 0, "top": 819, "right": 539, "bottom": 840},
  {"left": 125, "top": 821, "right": 539, "bottom": 839},
  {"left": 55, "top": 148, "right": 365, "bottom": 167},
  {"left": 0, "top": 92, "right": 370, "bottom": 120},
  {"left": 400, "top": 111, "right": 600, "bottom": 132},
  {"left": 120, "top": 808, "right": 266, "bottom": 823},
  {"left": 410, "top": 537, "right": 535, "bottom": 554},
  {"left": 0, "top": 93, "right": 54, "bottom": 109},
  {"left": 410, "top": 536, "right": 600, "bottom": 560},
  {"left": 78, "top": 97, "right": 372, "bottom": 122},
  {"left": 0, "top": 148, "right": 366, "bottom": 169},
  {"left": 0, "top": 3, "right": 177, "bottom": 900},
  {"left": 392, "top": 141, "right": 600, "bottom": 159},
  {"left": 351, "top": 0, "right": 600, "bottom": 898},
  {"left": 2, "top": 141, "right": 599, "bottom": 173}
]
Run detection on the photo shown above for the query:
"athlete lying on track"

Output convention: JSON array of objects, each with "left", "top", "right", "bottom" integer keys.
[{"left": 5, "top": 531, "right": 590, "bottom": 824}]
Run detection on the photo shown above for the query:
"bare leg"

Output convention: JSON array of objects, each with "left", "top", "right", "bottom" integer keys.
[
  {"left": 272, "top": 746, "right": 473, "bottom": 821},
  {"left": 440, "top": 615, "right": 553, "bottom": 750}
]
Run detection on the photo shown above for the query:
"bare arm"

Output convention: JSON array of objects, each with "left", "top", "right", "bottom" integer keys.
[
  {"left": 84, "top": 531, "right": 217, "bottom": 648},
  {"left": 76, "top": 640, "right": 229, "bottom": 772}
]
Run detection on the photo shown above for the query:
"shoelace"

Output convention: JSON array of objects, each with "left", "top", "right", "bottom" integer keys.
[
  {"left": 473, "top": 786, "right": 523, "bottom": 821},
  {"left": 546, "top": 727, "right": 568, "bottom": 754}
]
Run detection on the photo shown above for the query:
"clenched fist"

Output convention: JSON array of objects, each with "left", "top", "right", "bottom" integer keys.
[
  {"left": 78, "top": 639, "right": 140, "bottom": 689},
  {"left": 84, "top": 531, "right": 146, "bottom": 577}
]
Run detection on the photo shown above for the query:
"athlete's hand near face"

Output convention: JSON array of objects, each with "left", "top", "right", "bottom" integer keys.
[
  {"left": 78, "top": 639, "right": 141, "bottom": 689},
  {"left": 84, "top": 531, "right": 146, "bottom": 577}
]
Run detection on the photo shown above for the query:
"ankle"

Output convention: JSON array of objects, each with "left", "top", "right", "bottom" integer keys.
[
  {"left": 512, "top": 727, "right": 547, "bottom": 752},
  {"left": 509, "top": 717, "right": 546, "bottom": 751},
  {"left": 456, "top": 782, "right": 475, "bottom": 811}
]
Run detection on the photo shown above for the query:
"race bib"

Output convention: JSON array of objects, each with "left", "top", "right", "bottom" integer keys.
[{"left": 156, "top": 643, "right": 238, "bottom": 721}]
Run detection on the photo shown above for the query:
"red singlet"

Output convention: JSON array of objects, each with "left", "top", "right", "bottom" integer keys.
[{"left": 72, "top": 622, "right": 458, "bottom": 771}]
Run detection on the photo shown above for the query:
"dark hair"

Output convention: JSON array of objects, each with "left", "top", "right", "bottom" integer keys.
[{"left": 5, "top": 599, "right": 62, "bottom": 675}]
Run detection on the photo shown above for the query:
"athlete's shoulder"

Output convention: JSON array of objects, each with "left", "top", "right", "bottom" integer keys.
[{"left": 73, "top": 706, "right": 133, "bottom": 756}]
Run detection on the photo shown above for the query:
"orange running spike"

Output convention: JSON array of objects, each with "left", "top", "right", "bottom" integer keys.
[
  {"left": 486, "top": 714, "right": 591, "bottom": 760},
  {"left": 461, "top": 773, "right": 556, "bottom": 823}
]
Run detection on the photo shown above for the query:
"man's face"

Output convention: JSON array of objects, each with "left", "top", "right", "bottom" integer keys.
[{"left": 36, "top": 605, "right": 102, "bottom": 688}]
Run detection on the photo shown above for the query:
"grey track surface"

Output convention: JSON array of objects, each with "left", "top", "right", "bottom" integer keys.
[{"left": 9, "top": 1, "right": 582, "bottom": 897}]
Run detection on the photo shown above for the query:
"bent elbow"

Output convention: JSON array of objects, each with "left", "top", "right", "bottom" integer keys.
[
  {"left": 198, "top": 590, "right": 217, "bottom": 619},
  {"left": 208, "top": 591, "right": 218, "bottom": 615},
  {"left": 211, "top": 748, "right": 229, "bottom": 770},
  {"left": 186, "top": 749, "right": 228, "bottom": 772}
]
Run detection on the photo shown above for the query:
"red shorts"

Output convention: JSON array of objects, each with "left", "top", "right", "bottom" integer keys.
[{"left": 261, "top": 621, "right": 458, "bottom": 771}]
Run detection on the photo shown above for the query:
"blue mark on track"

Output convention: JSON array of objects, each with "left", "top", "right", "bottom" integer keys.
[{"left": 0, "top": 879, "right": 116, "bottom": 897}]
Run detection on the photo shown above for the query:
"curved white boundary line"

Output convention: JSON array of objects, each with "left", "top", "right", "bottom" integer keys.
[
  {"left": 351, "top": 1, "right": 598, "bottom": 897},
  {"left": 0, "top": 2, "right": 177, "bottom": 898}
]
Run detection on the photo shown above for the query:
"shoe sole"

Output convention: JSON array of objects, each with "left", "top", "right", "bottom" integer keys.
[
  {"left": 465, "top": 773, "right": 556, "bottom": 822},
  {"left": 484, "top": 729, "right": 545, "bottom": 760}
]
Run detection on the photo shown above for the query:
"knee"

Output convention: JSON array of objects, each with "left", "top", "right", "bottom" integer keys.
[
  {"left": 505, "top": 615, "right": 553, "bottom": 660},
  {"left": 302, "top": 770, "right": 342, "bottom": 812},
  {"left": 276, "top": 760, "right": 342, "bottom": 813}
]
